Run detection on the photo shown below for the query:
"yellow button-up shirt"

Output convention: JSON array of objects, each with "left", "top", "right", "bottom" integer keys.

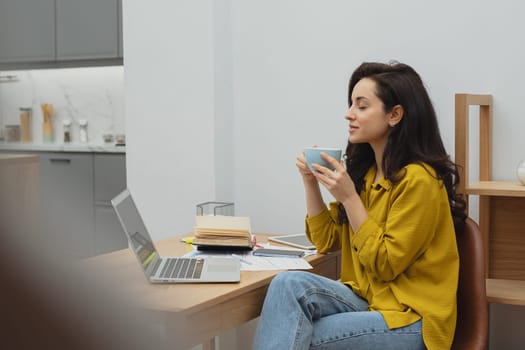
[{"left": 306, "top": 163, "right": 459, "bottom": 350}]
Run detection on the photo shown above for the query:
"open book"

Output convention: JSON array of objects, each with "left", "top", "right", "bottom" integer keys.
[{"left": 192, "top": 215, "right": 253, "bottom": 250}]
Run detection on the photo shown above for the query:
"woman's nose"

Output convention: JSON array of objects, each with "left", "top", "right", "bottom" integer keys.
[{"left": 345, "top": 107, "right": 354, "bottom": 120}]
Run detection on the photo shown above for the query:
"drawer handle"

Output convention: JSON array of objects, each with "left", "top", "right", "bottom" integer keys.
[{"left": 50, "top": 158, "right": 71, "bottom": 164}]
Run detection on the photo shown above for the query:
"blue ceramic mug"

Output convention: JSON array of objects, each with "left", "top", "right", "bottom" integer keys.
[{"left": 304, "top": 147, "right": 342, "bottom": 172}]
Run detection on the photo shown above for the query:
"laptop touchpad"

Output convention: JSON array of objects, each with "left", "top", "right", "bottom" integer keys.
[{"left": 207, "top": 265, "right": 234, "bottom": 273}]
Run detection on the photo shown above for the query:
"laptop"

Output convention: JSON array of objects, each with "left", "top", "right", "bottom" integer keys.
[{"left": 111, "top": 189, "right": 240, "bottom": 283}]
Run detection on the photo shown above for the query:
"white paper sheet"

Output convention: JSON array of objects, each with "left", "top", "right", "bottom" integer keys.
[{"left": 184, "top": 247, "right": 314, "bottom": 271}]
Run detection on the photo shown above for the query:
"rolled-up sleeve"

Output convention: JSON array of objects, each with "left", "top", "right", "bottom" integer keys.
[{"left": 305, "top": 202, "right": 342, "bottom": 253}]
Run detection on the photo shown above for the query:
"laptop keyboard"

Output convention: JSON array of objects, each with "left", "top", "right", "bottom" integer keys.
[{"left": 157, "top": 258, "right": 204, "bottom": 279}]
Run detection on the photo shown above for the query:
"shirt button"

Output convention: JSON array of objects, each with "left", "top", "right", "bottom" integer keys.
[{"left": 353, "top": 246, "right": 358, "bottom": 252}]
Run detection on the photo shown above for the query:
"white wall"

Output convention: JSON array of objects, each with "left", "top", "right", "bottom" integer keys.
[
  {"left": 124, "top": 0, "right": 525, "bottom": 247},
  {"left": 124, "top": 0, "right": 217, "bottom": 238},
  {"left": 231, "top": 0, "right": 525, "bottom": 234},
  {"left": 213, "top": 0, "right": 235, "bottom": 203},
  {"left": 124, "top": 0, "right": 525, "bottom": 348}
]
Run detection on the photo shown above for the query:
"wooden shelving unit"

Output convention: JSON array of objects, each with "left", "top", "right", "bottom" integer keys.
[
  {"left": 468, "top": 181, "right": 525, "bottom": 197},
  {"left": 455, "top": 93, "right": 525, "bottom": 306}
]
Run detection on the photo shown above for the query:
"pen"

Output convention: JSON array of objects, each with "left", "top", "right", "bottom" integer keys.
[
  {"left": 232, "top": 254, "right": 252, "bottom": 265},
  {"left": 252, "top": 235, "right": 264, "bottom": 249}
]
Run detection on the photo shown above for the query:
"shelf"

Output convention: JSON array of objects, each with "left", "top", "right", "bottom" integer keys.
[
  {"left": 466, "top": 181, "right": 525, "bottom": 197},
  {"left": 456, "top": 94, "right": 525, "bottom": 309},
  {"left": 486, "top": 279, "right": 525, "bottom": 306}
]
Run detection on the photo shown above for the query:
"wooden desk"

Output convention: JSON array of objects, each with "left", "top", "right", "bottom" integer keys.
[{"left": 82, "top": 234, "right": 340, "bottom": 349}]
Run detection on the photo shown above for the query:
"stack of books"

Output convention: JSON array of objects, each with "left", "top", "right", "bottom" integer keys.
[{"left": 192, "top": 215, "right": 253, "bottom": 250}]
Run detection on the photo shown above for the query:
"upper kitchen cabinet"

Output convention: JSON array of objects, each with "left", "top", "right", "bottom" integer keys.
[
  {"left": 0, "top": 0, "right": 56, "bottom": 63},
  {"left": 56, "top": 0, "right": 120, "bottom": 60},
  {"left": 0, "top": 0, "right": 123, "bottom": 70}
]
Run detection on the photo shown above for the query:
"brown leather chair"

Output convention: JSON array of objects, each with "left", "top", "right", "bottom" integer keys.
[{"left": 451, "top": 217, "right": 488, "bottom": 349}]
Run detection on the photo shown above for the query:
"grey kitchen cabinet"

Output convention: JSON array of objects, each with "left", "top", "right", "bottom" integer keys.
[
  {"left": 0, "top": 0, "right": 122, "bottom": 69},
  {"left": 0, "top": 0, "right": 56, "bottom": 63},
  {"left": 1, "top": 149, "right": 127, "bottom": 258},
  {"left": 56, "top": 0, "right": 120, "bottom": 60},
  {"left": 39, "top": 152, "right": 95, "bottom": 259},
  {"left": 118, "top": 0, "right": 123, "bottom": 58},
  {"left": 94, "top": 205, "right": 127, "bottom": 255},
  {"left": 93, "top": 154, "right": 127, "bottom": 255}
]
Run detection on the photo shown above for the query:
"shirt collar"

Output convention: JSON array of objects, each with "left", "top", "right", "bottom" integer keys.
[{"left": 364, "top": 165, "right": 392, "bottom": 191}]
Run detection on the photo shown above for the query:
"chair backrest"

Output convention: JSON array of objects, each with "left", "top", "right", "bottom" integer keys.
[{"left": 451, "top": 217, "right": 488, "bottom": 350}]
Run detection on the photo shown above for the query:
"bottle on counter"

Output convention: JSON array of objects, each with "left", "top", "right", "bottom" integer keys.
[
  {"left": 63, "top": 119, "right": 72, "bottom": 143},
  {"left": 19, "top": 107, "right": 32, "bottom": 143},
  {"left": 79, "top": 119, "right": 88, "bottom": 143},
  {"left": 41, "top": 103, "right": 54, "bottom": 143}
]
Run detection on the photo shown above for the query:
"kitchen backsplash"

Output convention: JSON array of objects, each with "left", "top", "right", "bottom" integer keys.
[{"left": 0, "top": 66, "right": 124, "bottom": 145}]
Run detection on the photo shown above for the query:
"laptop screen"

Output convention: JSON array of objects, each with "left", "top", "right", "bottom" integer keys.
[{"left": 113, "top": 192, "right": 158, "bottom": 270}]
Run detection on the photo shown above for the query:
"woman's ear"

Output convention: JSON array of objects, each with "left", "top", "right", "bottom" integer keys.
[{"left": 389, "top": 105, "right": 404, "bottom": 127}]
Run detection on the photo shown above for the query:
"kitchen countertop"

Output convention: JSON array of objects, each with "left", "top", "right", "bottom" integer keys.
[{"left": 0, "top": 142, "right": 126, "bottom": 154}]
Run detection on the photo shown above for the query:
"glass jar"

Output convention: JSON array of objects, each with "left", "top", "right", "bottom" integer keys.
[
  {"left": 41, "top": 103, "right": 54, "bottom": 143},
  {"left": 196, "top": 202, "right": 235, "bottom": 216},
  {"left": 19, "top": 107, "right": 32, "bottom": 142},
  {"left": 115, "top": 134, "right": 126, "bottom": 145},
  {"left": 5, "top": 125, "right": 20, "bottom": 142},
  {"left": 517, "top": 160, "right": 525, "bottom": 185},
  {"left": 79, "top": 119, "right": 88, "bottom": 143},
  {"left": 63, "top": 119, "right": 72, "bottom": 143}
]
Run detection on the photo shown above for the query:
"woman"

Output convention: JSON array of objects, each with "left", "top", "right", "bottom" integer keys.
[{"left": 252, "top": 62, "right": 466, "bottom": 350}]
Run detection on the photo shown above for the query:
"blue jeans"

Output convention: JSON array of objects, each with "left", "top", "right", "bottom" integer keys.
[{"left": 252, "top": 271, "right": 425, "bottom": 350}]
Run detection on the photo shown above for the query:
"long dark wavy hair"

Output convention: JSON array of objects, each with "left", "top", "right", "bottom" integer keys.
[{"left": 339, "top": 61, "right": 466, "bottom": 231}]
